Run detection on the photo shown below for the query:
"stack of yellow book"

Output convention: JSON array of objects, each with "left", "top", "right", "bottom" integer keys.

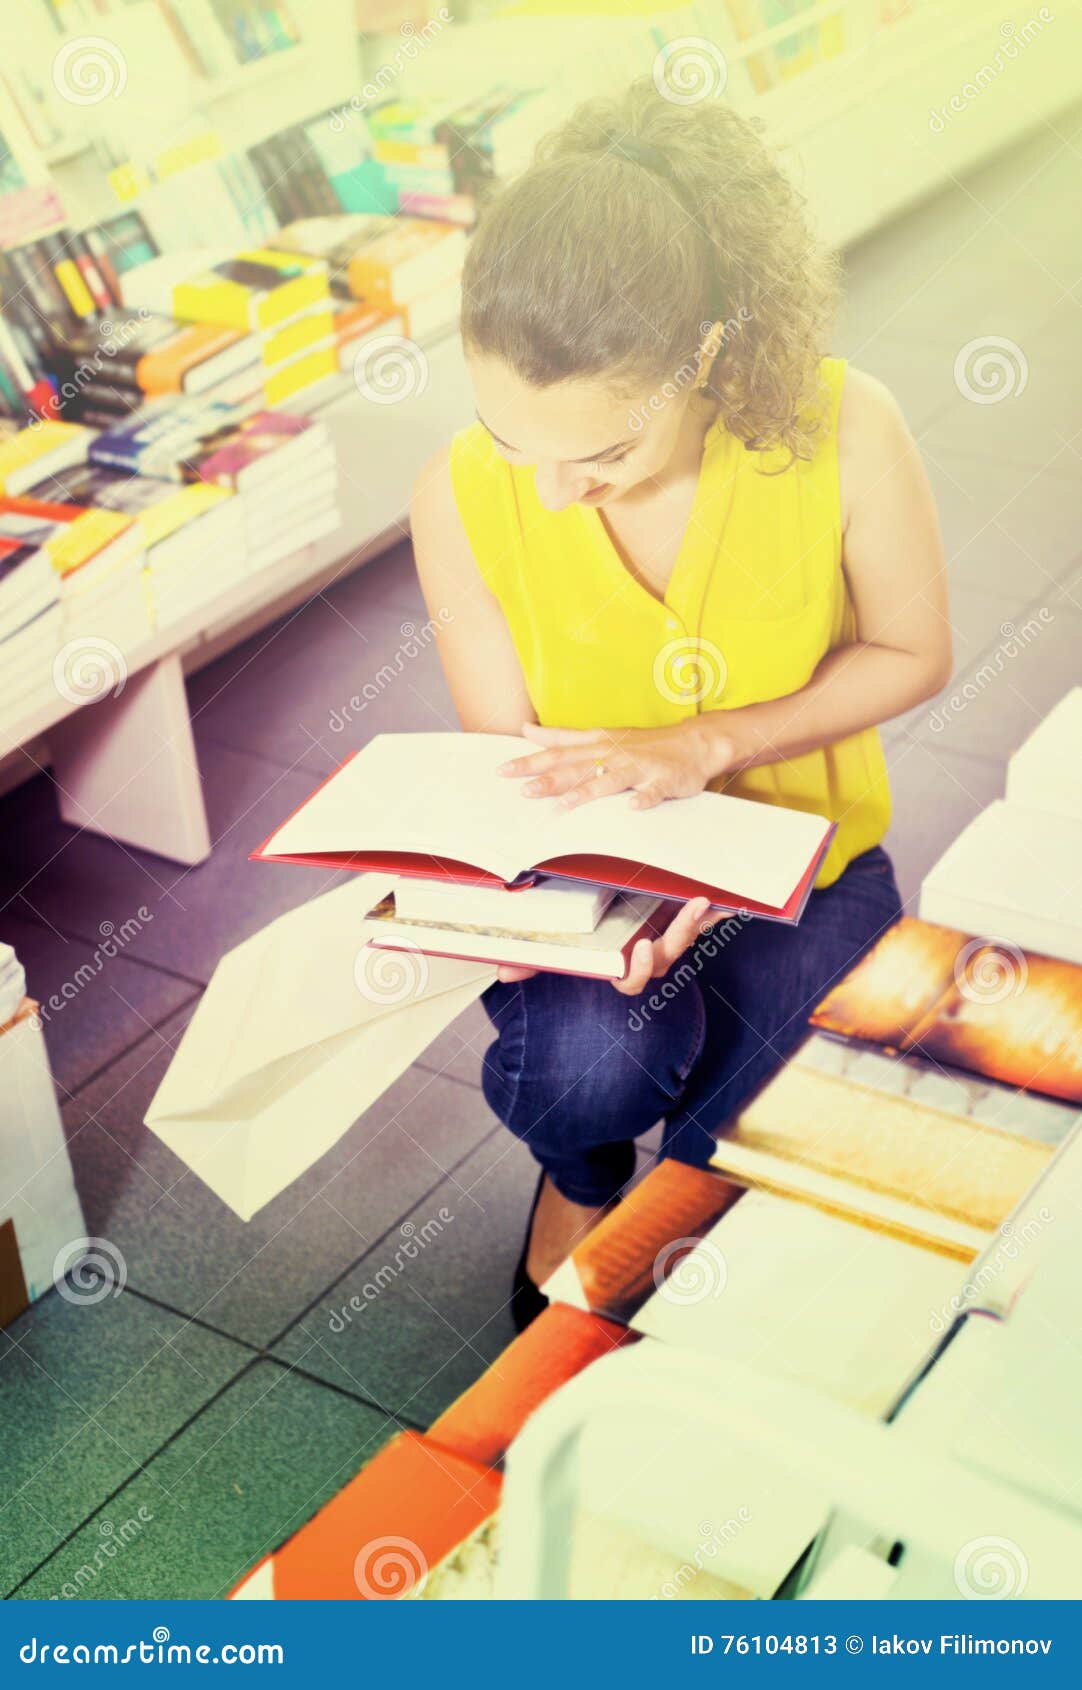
[{"left": 172, "top": 250, "right": 337, "bottom": 408}]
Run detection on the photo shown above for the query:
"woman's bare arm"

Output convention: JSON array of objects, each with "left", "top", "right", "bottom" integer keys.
[
  {"left": 410, "top": 444, "right": 535, "bottom": 735},
  {"left": 697, "top": 366, "right": 950, "bottom": 770}
]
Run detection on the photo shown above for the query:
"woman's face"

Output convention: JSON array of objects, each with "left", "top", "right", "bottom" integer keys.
[{"left": 468, "top": 353, "right": 698, "bottom": 512}]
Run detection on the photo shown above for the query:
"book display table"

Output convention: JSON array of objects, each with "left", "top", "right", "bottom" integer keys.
[{"left": 1, "top": 330, "right": 473, "bottom": 865}]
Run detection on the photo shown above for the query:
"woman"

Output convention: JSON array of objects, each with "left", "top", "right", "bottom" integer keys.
[{"left": 411, "top": 80, "right": 949, "bottom": 1327}]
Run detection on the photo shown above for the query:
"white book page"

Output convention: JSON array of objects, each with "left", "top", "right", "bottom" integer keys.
[
  {"left": 530, "top": 783, "right": 830, "bottom": 909},
  {"left": 263, "top": 732, "right": 830, "bottom": 906},
  {"left": 632, "top": 1192, "right": 963, "bottom": 1416},
  {"left": 262, "top": 733, "right": 548, "bottom": 881}
]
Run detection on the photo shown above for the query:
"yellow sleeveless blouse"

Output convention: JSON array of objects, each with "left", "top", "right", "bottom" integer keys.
[{"left": 449, "top": 356, "right": 890, "bottom": 889}]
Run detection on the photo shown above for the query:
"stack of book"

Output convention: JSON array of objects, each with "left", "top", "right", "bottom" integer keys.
[
  {"left": 0, "top": 504, "right": 64, "bottom": 723},
  {"left": 920, "top": 687, "right": 1082, "bottom": 964},
  {"left": 267, "top": 213, "right": 465, "bottom": 346},
  {"left": 0, "top": 421, "right": 92, "bottom": 498},
  {"left": 273, "top": 215, "right": 410, "bottom": 367},
  {"left": 40, "top": 498, "right": 151, "bottom": 664},
  {"left": 86, "top": 392, "right": 252, "bottom": 482},
  {"left": 346, "top": 220, "right": 466, "bottom": 346},
  {"left": 366, "top": 87, "right": 558, "bottom": 227},
  {"left": 247, "top": 106, "right": 392, "bottom": 222},
  {"left": 190, "top": 410, "right": 340, "bottom": 574},
  {"left": 162, "top": 249, "right": 338, "bottom": 409},
  {"left": 53, "top": 309, "right": 261, "bottom": 432},
  {"left": 36, "top": 462, "right": 247, "bottom": 635},
  {"left": 0, "top": 492, "right": 149, "bottom": 693}
]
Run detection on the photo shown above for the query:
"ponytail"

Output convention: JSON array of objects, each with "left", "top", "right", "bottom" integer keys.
[{"left": 462, "top": 78, "right": 839, "bottom": 462}]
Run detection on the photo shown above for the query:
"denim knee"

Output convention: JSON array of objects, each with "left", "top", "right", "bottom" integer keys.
[{"left": 481, "top": 972, "right": 705, "bottom": 1159}]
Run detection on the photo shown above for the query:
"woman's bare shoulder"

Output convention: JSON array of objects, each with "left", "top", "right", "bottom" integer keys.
[{"left": 836, "top": 365, "right": 919, "bottom": 521}]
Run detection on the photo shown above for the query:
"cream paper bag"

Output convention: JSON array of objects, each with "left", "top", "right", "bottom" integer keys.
[{"left": 145, "top": 874, "right": 495, "bottom": 1221}]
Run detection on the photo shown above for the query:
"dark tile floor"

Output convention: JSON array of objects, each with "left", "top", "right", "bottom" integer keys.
[{"left": 3, "top": 109, "right": 1082, "bottom": 1599}]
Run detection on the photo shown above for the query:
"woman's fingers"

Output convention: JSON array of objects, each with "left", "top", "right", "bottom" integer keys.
[
  {"left": 612, "top": 937, "right": 658, "bottom": 996},
  {"left": 496, "top": 964, "right": 538, "bottom": 982},
  {"left": 496, "top": 746, "right": 567, "bottom": 779},
  {"left": 653, "top": 897, "right": 713, "bottom": 970}
]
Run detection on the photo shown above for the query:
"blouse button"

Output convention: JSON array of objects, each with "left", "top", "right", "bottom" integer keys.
[{"left": 665, "top": 616, "right": 679, "bottom": 631}]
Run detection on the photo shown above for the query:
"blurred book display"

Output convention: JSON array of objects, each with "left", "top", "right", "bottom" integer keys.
[{"left": 191, "top": 409, "right": 340, "bottom": 568}]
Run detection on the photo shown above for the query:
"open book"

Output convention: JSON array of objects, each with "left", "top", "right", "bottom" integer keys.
[{"left": 253, "top": 733, "right": 836, "bottom": 923}]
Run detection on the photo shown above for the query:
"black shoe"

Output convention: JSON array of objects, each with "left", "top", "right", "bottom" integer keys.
[{"left": 510, "top": 1175, "right": 549, "bottom": 1333}]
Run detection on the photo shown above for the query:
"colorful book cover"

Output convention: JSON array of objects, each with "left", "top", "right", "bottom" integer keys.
[
  {"left": 429, "top": 1303, "right": 636, "bottom": 1471},
  {"left": 88, "top": 397, "right": 238, "bottom": 480},
  {"left": 230, "top": 1432, "right": 503, "bottom": 1601},
  {"left": 542, "top": 1160, "right": 742, "bottom": 1324},
  {"left": 193, "top": 410, "right": 314, "bottom": 488},
  {"left": 811, "top": 916, "right": 1082, "bottom": 1104}
]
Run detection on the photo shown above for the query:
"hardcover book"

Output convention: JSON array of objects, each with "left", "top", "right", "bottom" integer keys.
[{"left": 253, "top": 732, "right": 836, "bottom": 923}]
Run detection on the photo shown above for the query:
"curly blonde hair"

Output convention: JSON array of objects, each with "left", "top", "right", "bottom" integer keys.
[{"left": 462, "top": 80, "right": 839, "bottom": 462}]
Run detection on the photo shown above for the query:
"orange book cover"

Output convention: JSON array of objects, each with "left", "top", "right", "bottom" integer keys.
[
  {"left": 545, "top": 1160, "right": 743, "bottom": 1325},
  {"left": 136, "top": 323, "right": 247, "bottom": 395},
  {"left": 429, "top": 1303, "right": 636, "bottom": 1471},
  {"left": 347, "top": 220, "right": 458, "bottom": 304},
  {"left": 812, "top": 916, "right": 1082, "bottom": 1103},
  {"left": 261, "top": 1431, "right": 502, "bottom": 1600}
]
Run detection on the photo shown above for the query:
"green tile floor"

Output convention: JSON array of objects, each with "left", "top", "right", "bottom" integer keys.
[{"left": 4, "top": 108, "right": 1082, "bottom": 1598}]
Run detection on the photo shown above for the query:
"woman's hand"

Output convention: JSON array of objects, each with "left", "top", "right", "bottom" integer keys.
[
  {"left": 497, "top": 719, "right": 737, "bottom": 810},
  {"left": 496, "top": 896, "right": 715, "bottom": 993}
]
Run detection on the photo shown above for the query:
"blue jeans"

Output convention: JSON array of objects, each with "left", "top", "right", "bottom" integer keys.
[{"left": 480, "top": 845, "right": 903, "bottom": 1205}]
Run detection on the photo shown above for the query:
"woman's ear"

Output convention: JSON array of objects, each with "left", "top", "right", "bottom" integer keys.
[{"left": 694, "top": 320, "right": 727, "bottom": 388}]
